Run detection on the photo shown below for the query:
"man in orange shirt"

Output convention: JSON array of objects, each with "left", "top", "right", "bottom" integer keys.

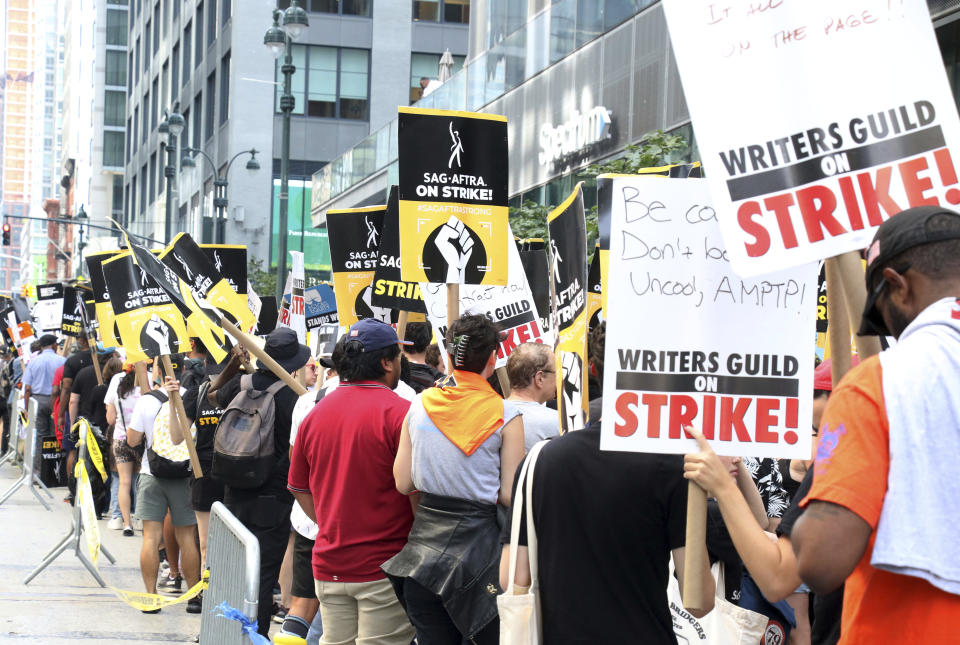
[{"left": 792, "top": 206, "right": 960, "bottom": 644}]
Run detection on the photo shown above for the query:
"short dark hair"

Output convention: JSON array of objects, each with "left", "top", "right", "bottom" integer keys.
[
  {"left": 339, "top": 341, "right": 400, "bottom": 382},
  {"left": 424, "top": 343, "right": 442, "bottom": 371},
  {"left": 877, "top": 213, "right": 960, "bottom": 287},
  {"left": 446, "top": 314, "right": 500, "bottom": 374},
  {"left": 506, "top": 343, "right": 553, "bottom": 389},
  {"left": 191, "top": 337, "right": 209, "bottom": 356},
  {"left": 330, "top": 335, "right": 347, "bottom": 372},
  {"left": 404, "top": 322, "right": 433, "bottom": 354},
  {"left": 588, "top": 321, "right": 606, "bottom": 387}
]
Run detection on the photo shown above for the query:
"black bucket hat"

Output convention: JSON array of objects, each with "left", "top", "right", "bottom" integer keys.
[
  {"left": 859, "top": 206, "right": 960, "bottom": 336},
  {"left": 263, "top": 327, "right": 311, "bottom": 372}
]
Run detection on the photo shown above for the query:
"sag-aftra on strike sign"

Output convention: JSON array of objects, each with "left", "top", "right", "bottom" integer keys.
[{"left": 663, "top": 0, "right": 960, "bottom": 275}]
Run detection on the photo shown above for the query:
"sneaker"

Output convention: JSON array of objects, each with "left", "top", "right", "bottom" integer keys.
[
  {"left": 141, "top": 607, "right": 161, "bottom": 614},
  {"left": 159, "top": 560, "right": 171, "bottom": 579},
  {"left": 123, "top": 526, "right": 134, "bottom": 537},
  {"left": 107, "top": 517, "right": 123, "bottom": 530},
  {"left": 158, "top": 575, "right": 183, "bottom": 594},
  {"left": 272, "top": 606, "right": 288, "bottom": 623},
  {"left": 186, "top": 594, "right": 202, "bottom": 614}
]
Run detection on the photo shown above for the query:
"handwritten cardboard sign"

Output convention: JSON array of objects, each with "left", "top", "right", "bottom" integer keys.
[
  {"left": 663, "top": 0, "right": 960, "bottom": 275},
  {"left": 600, "top": 177, "right": 816, "bottom": 459}
]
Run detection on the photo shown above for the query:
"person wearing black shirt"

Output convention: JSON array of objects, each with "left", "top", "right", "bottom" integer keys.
[
  {"left": 401, "top": 322, "right": 443, "bottom": 392},
  {"left": 207, "top": 328, "right": 309, "bottom": 638}
]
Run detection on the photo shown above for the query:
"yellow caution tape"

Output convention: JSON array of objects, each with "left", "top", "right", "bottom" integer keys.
[
  {"left": 74, "top": 445, "right": 210, "bottom": 611},
  {"left": 74, "top": 419, "right": 107, "bottom": 482}
]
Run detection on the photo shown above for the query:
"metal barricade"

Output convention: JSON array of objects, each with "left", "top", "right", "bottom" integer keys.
[
  {"left": 0, "top": 398, "right": 53, "bottom": 509},
  {"left": 200, "top": 501, "right": 261, "bottom": 645},
  {"left": 0, "top": 390, "right": 23, "bottom": 468}
]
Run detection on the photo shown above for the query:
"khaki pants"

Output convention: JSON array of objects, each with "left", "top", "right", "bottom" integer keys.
[{"left": 314, "top": 577, "right": 415, "bottom": 645}]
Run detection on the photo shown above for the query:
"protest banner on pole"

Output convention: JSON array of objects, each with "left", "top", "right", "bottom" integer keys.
[
  {"left": 420, "top": 225, "right": 548, "bottom": 369},
  {"left": 101, "top": 252, "right": 192, "bottom": 363},
  {"left": 303, "top": 283, "right": 338, "bottom": 330},
  {"left": 326, "top": 204, "right": 392, "bottom": 328},
  {"left": 548, "top": 184, "right": 590, "bottom": 432},
  {"left": 277, "top": 251, "right": 307, "bottom": 343},
  {"left": 86, "top": 251, "right": 122, "bottom": 349},
  {"left": 35, "top": 283, "right": 64, "bottom": 332},
  {"left": 397, "top": 107, "right": 509, "bottom": 287},
  {"left": 518, "top": 239, "right": 553, "bottom": 342},
  {"left": 60, "top": 286, "right": 86, "bottom": 338},
  {"left": 372, "top": 187, "right": 428, "bottom": 314},
  {"left": 587, "top": 244, "right": 603, "bottom": 334},
  {"left": 662, "top": 0, "right": 960, "bottom": 277},
  {"left": 199, "top": 245, "right": 248, "bottom": 295}
]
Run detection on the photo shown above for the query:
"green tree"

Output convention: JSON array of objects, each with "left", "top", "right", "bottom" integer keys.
[
  {"left": 508, "top": 130, "right": 689, "bottom": 250},
  {"left": 248, "top": 257, "right": 275, "bottom": 298}
]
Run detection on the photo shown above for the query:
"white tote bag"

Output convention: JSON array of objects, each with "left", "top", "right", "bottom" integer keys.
[
  {"left": 498, "top": 440, "right": 548, "bottom": 645},
  {"left": 667, "top": 560, "right": 768, "bottom": 644}
]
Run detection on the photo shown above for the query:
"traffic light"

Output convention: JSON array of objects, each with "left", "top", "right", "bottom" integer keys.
[{"left": 2, "top": 222, "right": 9, "bottom": 246}]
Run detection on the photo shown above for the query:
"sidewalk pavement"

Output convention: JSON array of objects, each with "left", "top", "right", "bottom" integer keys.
[{"left": 0, "top": 464, "right": 201, "bottom": 644}]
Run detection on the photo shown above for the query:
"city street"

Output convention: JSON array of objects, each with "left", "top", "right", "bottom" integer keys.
[{"left": 0, "top": 465, "right": 199, "bottom": 644}]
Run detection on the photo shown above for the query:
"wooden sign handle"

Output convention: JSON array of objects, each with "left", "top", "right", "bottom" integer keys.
[
  {"left": 833, "top": 251, "right": 882, "bottom": 361},
  {"left": 496, "top": 366, "right": 511, "bottom": 397},
  {"left": 396, "top": 310, "right": 410, "bottom": 345},
  {"left": 824, "top": 258, "right": 852, "bottom": 388},
  {"left": 682, "top": 480, "right": 709, "bottom": 611},
  {"left": 160, "top": 355, "right": 203, "bottom": 479},
  {"left": 446, "top": 284, "right": 459, "bottom": 333},
  {"left": 89, "top": 341, "right": 103, "bottom": 386},
  {"left": 219, "top": 319, "right": 308, "bottom": 396},
  {"left": 60, "top": 336, "right": 74, "bottom": 357},
  {"left": 134, "top": 361, "right": 152, "bottom": 392}
]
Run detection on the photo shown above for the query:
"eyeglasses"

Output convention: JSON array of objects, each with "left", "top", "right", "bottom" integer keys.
[{"left": 538, "top": 369, "right": 555, "bottom": 376}]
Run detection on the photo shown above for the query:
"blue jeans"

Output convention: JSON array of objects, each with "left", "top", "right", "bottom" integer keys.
[{"left": 109, "top": 471, "right": 138, "bottom": 519}]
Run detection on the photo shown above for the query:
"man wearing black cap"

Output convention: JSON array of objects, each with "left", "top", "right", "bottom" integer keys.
[
  {"left": 211, "top": 327, "right": 310, "bottom": 638},
  {"left": 288, "top": 319, "right": 415, "bottom": 645},
  {"left": 793, "top": 206, "right": 960, "bottom": 643},
  {"left": 22, "top": 334, "right": 65, "bottom": 439}
]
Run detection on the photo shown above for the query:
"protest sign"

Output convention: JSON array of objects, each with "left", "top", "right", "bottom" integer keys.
[
  {"left": 159, "top": 233, "right": 257, "bottom": 333},
  {"left": 421, "top": 225, "right": 547, "bottom": 369},
  {"left": 663, "top": 0, "right": 960, "bottom": 276},
  {"left": 518, "top": 239, "right": 552, "bottom": 341},
  {"left": 372, "top": 187, "right": 428, "bottom": 313},
  {"left": 312, "top": 323, "right": 339, "bottom": 356},
  {"left": 326, "top": 204, "right": 393, "bottom": 327},
  {"left": 548, "top": 184, "right": 590, "bottom": 432},
  {"left": 303, "top": 283, "right": 338, "bottom": 330},
  {"left": 60, "top": 286, "right": 86, "bottom": 338},
  {"left": 277, "top": 251, "right": 307, "bottom": 343},
  {"left": 200, "top": 245, "right": 247, "bottom": 294},
  {"left": 35, "top": 283, "right": 64, "bottom": 332},
  {"left": 587, "top": 245, "right": 603, "bottom": 334},
  {"left": 101, "top": 252, "right": 191, "bottom": 362},
  {"left": 257, "top": 296, "right": 278, "bottom": 335},
  {"left": 86, "top": 251, "right": 122, "bottom": 349},
  {"left": 599, "top": 176, "right": 816, "bottom": 459},
  {"left": 397, "top": 107, "right": 509, "bottom": 286}
]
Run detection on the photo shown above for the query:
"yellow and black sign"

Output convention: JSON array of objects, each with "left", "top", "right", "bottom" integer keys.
[
  {"left": 548, "top": 183, "right": 590, "bottom": 432},
  {"left": 60, "top": 286, "right": 85, "bottom": 338},
  {"left": 372, "top": 186, "right": 428, "bottom": 313},
  {"left": 86, "top": 251, "right": 122, "bottom": 348},
  {"left": 326, "top": 204, "right": 393, "bottom": 328},
  {"left": 587, "top": 243, "right": 603, "bottom": 334},
  {"left": 101, "top": 252, "right": 191, "bottom": 362},
  {"left": 397, "top": 107, "right": 509, "bottom": 286},
  {"left": 160, "top": 233, "right": 257, "bottom": 334}
]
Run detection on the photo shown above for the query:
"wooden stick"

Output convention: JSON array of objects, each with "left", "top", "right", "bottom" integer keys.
[
  {"left": 160, "top": 355, "right": 203, "bottom": 479},
  {"left": 88, "top": 341, "right": 103, "bottom": 385},
  {"left": 833, "top": 251, "right": 882, "bottom": 361},
  {"left": 682, "top": 480, "right": 709, "bottom": 611},
  {"left": 219, "top": 319, "right": 308, "bottom": 396},
  {"left": 824, "top": 258, "right": 852, "bottom": 388},
  {"left": 446, "top": 284, "right": 459, "bottom": 332},
  {"left": 495, "top": 366, "right": 511, "bottom": 398},
  {"left": 396, "top": 310, "right": 409, "bottom": 344},
  {"left": 60, "top": 336, "right": 74, "bottom": 357},
  {"left": 134, "top": 361, "right": 152, "bottom": 392}
]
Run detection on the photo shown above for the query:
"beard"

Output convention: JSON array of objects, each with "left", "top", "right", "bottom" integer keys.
[{"left": 884, "top": 301, "right": 913, "bottom": 339}]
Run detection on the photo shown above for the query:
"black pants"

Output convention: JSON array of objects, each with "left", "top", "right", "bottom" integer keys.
[
  {"left": 401, "top": 577, "right": 498, "bottom": 645},
  {"left": 225, "top": 491, "right": 293, "bottom": 637}
]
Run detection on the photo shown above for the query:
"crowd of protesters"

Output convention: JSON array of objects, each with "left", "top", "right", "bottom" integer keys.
[{"left": 1, "top": 206, "right": 958, "bottom": 644}]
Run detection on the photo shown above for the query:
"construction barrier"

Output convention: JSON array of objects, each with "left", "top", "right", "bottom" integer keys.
[
  {"left": 0, "top": 397, "right": 53, "bottom": 510},
  {"left": 200, "top": 501, "right": 262, "bottom": 645}
]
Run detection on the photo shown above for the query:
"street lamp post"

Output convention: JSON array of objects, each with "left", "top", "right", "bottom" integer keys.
[
  {"left": 159, "top": 109, "right": 185, "bottom": 242},
  {"left": 75, "top": 205, "right": 88, "bottom": 278},
  {"left": 264, "top": 0, "right": 308, "bottom": 299},
  {"left": 181, "top": 147, "right": 261, "bottom": 244}
]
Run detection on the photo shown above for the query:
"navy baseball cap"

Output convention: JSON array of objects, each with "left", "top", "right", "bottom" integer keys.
[{"left": 347, "top": 318, "right": 412, "bottom": 352}]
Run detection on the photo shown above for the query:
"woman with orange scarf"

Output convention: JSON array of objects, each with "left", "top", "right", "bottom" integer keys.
[{"left": 384, "top": 314, "right": 526, "bottom": 644}]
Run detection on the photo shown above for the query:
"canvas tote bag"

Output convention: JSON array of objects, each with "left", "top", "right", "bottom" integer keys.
[{"left": 498, "top": 439, "right": 548, "bottom": 645}]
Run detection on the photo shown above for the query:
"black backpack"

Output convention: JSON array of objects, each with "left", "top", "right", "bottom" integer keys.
[
  {"left": 211, "top": 375, "right": 286, "bottom": 489},
  {"left": 145, "top": 390, "right": 192, "bottom": 479}
]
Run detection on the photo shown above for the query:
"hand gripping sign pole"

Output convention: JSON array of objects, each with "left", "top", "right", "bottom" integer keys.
[
  {"left": 159, "top": 354, "right": 204, "bottom": 479},
  {"left": 24, "top": 419, "right": 117, "bottom": 586}
]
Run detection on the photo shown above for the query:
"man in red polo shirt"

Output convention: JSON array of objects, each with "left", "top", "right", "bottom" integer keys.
[{"left": 288, "top": 318, "right": 415, "bottom": 645}]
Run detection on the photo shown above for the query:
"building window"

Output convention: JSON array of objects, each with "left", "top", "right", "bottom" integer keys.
[
  {"left": 142, "top": 91, "right": 149, "bottom": 142},
  {"left": 172, "top": 41, "right": 180, "bottom": 91},
  {"left": 193, "top": 92, "right": 202, "bottom": 149},
  {"left": 173, "top": 0, "right": 179, "bottom": 20},
  {"left": 104, "top": 90, "right": 126, "bottom": 126},
  {"left": 149, "top": 153, "right": 157, "bottom": 203},
  {"left": 413, "top": 0, "right": 468, "bottom": 23},
  {"left": 161, "top": 60, "right": 169, "bottom": 107},
  {"left": 182, "top": 107, "right": 190, "bottom": 150},
  {"left": 135, "top": 36, "right": 141, "bottom": 83},
  {"left": 127, "top": 49, "right": 134, "bottom": 93},
  {"left": 124, "top": 182, "right": 130, "bottom": 225},
  {"left": 222, "top": 0, "right": 231, "bottom": 24},
  {"left": 277, "top": 45, "right": 369, "bottom": 120},
  {"left": 183, "top": 22, "right": 192, "bottom": 86},
  {"left": 205, "top": 71, "right": 216, "bottom": 140},
  {"left": 131, "top": 175, "right": 138, "bottom": 220},
  {"left": 112, "top": 175, "right": 124, "bottom": 216},
  {"left": 151, "top": 76, "right": 159, "bottom": 130},
  {"left": 106, "top": 9, "right": 128, "bottom": 45},
  {"left": 207, "top": 0, "right": 217, "bottom": 47},
  {"left": 195, "top": 2, "right": 204, "bottom": 67},
  {"left": 279, "top": 0, "right": 371, "bottom": 15},
  {"left": 144, "top": 20, "right": 151, "bottom": 69},
  {"left": 106, "top": 50, "right": 127, "bottom": 87},
  {"left": 103, "top": 131, "right": 125, "bottom": 167},
  {"left": 133, "top": 106, "right": 139, "bottom": 152},
  {"left": 140, "top": 164, "right": 148, "bottom": 212},
  {"left": 219, "top": 51, "right": 230, "bottom": 125},
  {"left": 107, "top": 0, "right": 128, "bottom": 4},
  {"left": 126, "top": 116, "right": 133, "bottom": 162},
  {"left": 409, "top": 51, "right": 464, "bottom": 103},
  {"left": 153, "top": 2, "right": 160, "bottom": 53}
]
